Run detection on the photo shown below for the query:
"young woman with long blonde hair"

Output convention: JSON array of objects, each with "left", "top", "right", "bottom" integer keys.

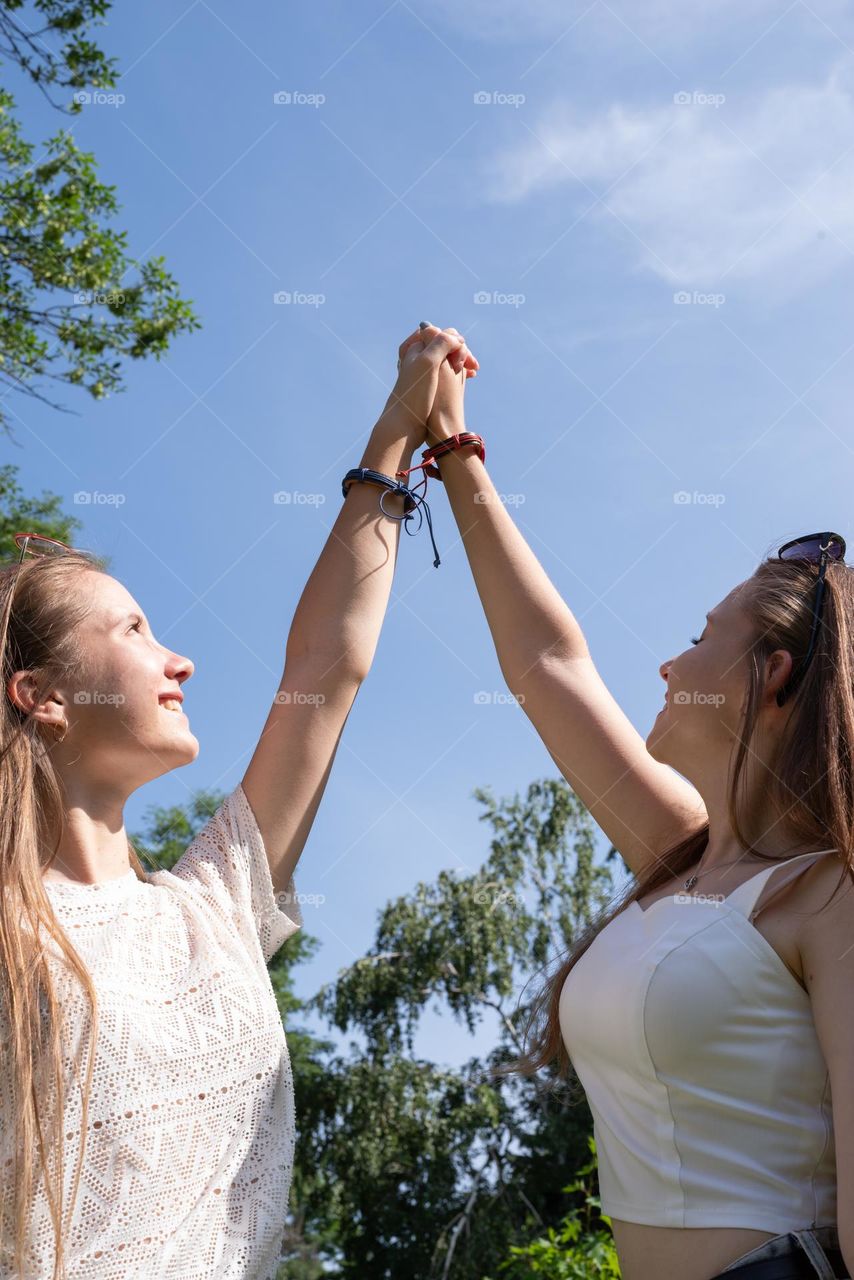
[{"left": 0, "top": 323, "right": 478, "bottom": 1280}]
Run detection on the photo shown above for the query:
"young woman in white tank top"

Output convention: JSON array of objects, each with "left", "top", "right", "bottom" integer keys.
[{"left": 401, "top": 323, "right": 853, "bottom": 1280}]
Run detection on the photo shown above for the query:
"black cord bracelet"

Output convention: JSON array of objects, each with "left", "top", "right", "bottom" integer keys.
[{"left": 341, "top": 467, "right": 442, "bottom": 568}]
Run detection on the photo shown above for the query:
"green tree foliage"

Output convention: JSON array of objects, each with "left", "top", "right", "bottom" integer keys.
[
  {"left": 0, "top": 461, "right": 87, "bottom": 560},
  {"left": 0, "top": 1, "right": 118, "bottom": 102},
  {"left": 0, "top": 0, "right": 201, "bottom": 438},
  {"left": 288, "top": 779, "right": 625, "bottom": 1278},
  {"left": 490, "top": 1138, "right": 621, "bottom": 1279},
  {"left": 311, "top": 780, "right": 616, "bottom": 1056}
]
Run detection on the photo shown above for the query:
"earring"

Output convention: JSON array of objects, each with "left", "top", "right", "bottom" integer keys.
[{"left": 54, "top": 718, "right": 68, "bottom": 744}]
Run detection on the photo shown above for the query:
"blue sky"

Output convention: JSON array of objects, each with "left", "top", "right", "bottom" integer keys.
[{"left": 7, "top": 0, "right": 854, "bottom": 1065}]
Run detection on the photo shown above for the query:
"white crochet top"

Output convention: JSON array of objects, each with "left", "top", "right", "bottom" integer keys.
[{"left": 2, "top": 782, "right": 303, "bottom": 1280}]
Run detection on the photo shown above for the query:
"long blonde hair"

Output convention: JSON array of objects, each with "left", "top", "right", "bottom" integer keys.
[
  {"left": 0, "top": 552, "right": 149, "bottom": 1280},
  {"left": 500, "top": 551, "right": 854, "bottom": 1088}
]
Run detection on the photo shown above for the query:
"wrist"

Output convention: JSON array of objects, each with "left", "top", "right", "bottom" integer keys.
[
  {"left": 370, "top": 411, "right": 425, "bottom": 454},
  {"left": 426, "top": 415, "right": 466, "bottom": 448},
  {"left": 359, "top": 420, "right": 424, "bottom": 482}
]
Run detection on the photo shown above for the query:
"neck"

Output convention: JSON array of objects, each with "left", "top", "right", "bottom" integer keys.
[
  {"left": 691, "top": 780, "right": 817, "bottom": 874},
  {"left": 42, "top": 783, "right": 132, "bottom": 886}
]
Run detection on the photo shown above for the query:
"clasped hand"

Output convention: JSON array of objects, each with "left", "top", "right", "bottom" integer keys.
[{"left": 377, "top": 322, "right": 479, "bottom": 451}]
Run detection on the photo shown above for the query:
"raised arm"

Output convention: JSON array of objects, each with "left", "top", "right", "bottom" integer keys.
[
  {"left": 241, "top": 326, "right": 477, "bottom": 893},
  {"left": 410, "top": 324, "right": 707, "bottom": 879}
]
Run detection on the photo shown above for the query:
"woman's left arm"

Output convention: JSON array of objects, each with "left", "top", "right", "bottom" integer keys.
[{"left": 240, "top": 325, "right": 476, "bottom": 893}]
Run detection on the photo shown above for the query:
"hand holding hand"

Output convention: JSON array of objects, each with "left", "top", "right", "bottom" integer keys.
[
  {"left": 406, "top": 324, "right": 474, "bottom": 447},
  {"left": 376, "top": 324, "right": 478, "bottom": 445}
]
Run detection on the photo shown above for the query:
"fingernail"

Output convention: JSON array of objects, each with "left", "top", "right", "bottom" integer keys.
[{"left": 419, "top": 321, "right": 431, "bottom": 330}]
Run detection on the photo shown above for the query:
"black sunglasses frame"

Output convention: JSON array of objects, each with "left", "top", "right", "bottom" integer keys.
[{"left": 775, "top": 531, "right": 846, "bottom": 706}]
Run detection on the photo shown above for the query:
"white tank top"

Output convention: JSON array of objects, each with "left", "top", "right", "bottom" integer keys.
[{"left": 558, "top": 850, "right": 838, "bottom": 1232}]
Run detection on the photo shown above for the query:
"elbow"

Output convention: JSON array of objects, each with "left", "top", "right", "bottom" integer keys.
[
  {"left": 499, "top": 655, "right": 544, "bottom": 701},
  {"left": 283, "top": 647, "right": 369, "bottom": 691},
  {"left": 498, "top": 664, "right": 534, "bottom": 710},
  {"left": 504, "top": 648, "right": 590, "bottom": 700}
]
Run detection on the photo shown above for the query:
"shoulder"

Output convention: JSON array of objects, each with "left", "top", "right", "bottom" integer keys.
[{"left": 795, "top": 853, "right": 854, "bottom": 982}]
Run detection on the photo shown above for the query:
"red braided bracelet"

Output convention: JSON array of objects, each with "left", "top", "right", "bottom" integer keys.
[{"left": 396, "top": 432, "right": 486, "bottom": 484}]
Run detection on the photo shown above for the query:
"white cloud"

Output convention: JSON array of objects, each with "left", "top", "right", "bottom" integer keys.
[{"left": 480, "top": 59, "right": 854, "bottom": 287}]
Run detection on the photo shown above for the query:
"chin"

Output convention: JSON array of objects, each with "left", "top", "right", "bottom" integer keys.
[
  {"left": 176, "top": 733, "right": 200, "bottom": 764},
  {"left": 645, "top": 727, "right": 668, "bottom": 764},
  {"left": 156, "top": 727, "right": 200, "bottom": 767}
]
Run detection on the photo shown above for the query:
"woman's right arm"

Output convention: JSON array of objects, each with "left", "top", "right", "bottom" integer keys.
[{"left": 419, "top": 337, "right": 708, "bottom": 878}]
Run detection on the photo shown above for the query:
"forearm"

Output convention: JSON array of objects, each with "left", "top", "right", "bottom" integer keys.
[
  {"left": 432, "top": 441, "right": 591, "bottom": 684},
  {"left": 285, "top": 421, "right": 421, "bottom": 682}
]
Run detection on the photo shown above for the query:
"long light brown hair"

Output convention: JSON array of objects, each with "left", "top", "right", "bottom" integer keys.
[
  {"left": 500, "top": 551, "right": 854, "bottom": 1089},
  {"left": 0, "top": 552, "right": 149, "bottom": 1280}
]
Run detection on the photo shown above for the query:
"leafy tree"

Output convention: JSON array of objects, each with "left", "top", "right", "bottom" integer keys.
[
  {"left": 290, "top": 779, "right": 626, "bottom": 1278},
  {"left": 490, "top": 1138, "right": 621, "bottom": 1279},
  {"left": 0, "top": 460, "right": 87, "bottom": 560},
  {"left": 0, "top": 0, "right": 201, "bottom": 438},
  {"left": 0, "top": 1, "right": 117, "bottom": 104}
]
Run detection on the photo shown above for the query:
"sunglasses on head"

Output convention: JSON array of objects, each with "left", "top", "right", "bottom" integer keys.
[
  {"left": 775, "top": 531, "right": 846, "bottom": 706},
  {"left": 13, "top": 532, "right": 79, "bottom": 562}
]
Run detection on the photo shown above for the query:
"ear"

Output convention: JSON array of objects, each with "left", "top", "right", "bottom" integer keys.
[
  {"left": 6, "top": 670, "right": 64, "bottom": 726},
  {"left": 764, "top": 647, "right": 797, "bottom": 706}
]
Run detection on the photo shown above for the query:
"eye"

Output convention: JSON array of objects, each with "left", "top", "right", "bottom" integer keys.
[
  {"left": 128, "top": 618, "right": 143, "bottom": 634},
  {"left": 690, "top": 635, "right": 702, "bottom": 645}
]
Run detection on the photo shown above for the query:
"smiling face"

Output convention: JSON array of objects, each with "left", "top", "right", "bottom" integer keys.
[
  {"left": 30, "top": 570, "right": 199, "bottom": 793},
  {"left": 646, "top": 582, "right": 760, "bottom": 783}
]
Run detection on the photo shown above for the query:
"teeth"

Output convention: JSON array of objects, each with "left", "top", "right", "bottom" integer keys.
[{"left": 160, "top": 699, "right": 182, "bottom": 712}]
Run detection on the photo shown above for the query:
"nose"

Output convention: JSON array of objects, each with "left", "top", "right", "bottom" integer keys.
[{"left": 167, "top": 652, "right": 194, "bottom": 684}]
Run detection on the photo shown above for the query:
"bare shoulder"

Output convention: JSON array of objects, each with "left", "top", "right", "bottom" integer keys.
[
  {"left": 794, "top": 853, "right": 854, "bottom": 969},
  {"left": 797, "top": 852, "right": 854, "bottom": 914}
]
